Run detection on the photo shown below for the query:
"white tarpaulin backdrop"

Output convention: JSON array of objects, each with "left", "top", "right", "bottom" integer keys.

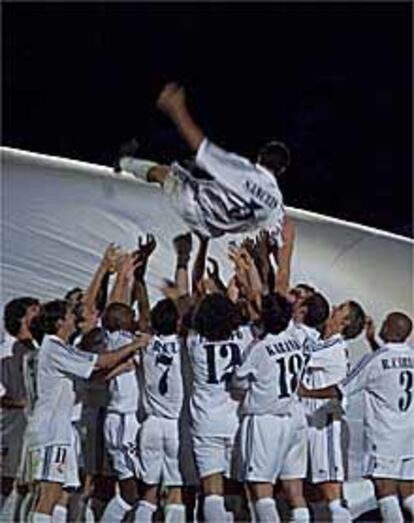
[{"left": 1, "top": 146, "right": 413, "bottom": 512}]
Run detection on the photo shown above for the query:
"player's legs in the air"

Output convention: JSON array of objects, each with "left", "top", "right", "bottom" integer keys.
[{"left": 114, "top": 138, "right": 170, "bottom": 184}]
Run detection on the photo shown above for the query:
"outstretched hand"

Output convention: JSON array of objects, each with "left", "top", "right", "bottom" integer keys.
[
  {"left": 133, "top": 234, "right": 157, "bottom": 280},
  {"left": 157, "top": 82, "right": 186, "bottom": 115}
]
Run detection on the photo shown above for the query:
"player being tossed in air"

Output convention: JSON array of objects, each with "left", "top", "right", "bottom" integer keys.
[{"left": 116, "top": 82, "right": 290, "bottom": 248}]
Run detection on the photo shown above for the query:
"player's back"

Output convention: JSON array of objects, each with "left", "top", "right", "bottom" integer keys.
[
  {"left": 238, "top": 329, "right": 308, "bottom": 416},
  {"left": 142, "top": 334, "right": 183, "bottom": 419},
  {"left": 188, "top": 333, "right": 246, "bottom": 436},
  {"left": 106, "top": 330, "right": 140, "bottom": 414},
  {"left": 346, "top": 343, "right": 414, "bottom": 457}
]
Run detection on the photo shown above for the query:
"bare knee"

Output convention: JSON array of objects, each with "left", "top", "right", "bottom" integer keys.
[
  {"left": 148, "top": 165, "right": 170, "bottom": 184},
  {"left": 34, "top": 482, "right": 63, "bottom": 515},
  {"left": 202, "top": 473, "right": 224, "bottom": 496},
  {"left": 398, "top": 480, "right": 414, "bottom": 499},
  {"left": 248, "top": 482, "right": 274, "bottom": 502},
  {"left": 281, "top": 479, "right": 307, "bottom": 508},
  {"left": 319, "top": 481, "right": 343, "bottom": 502},
  {"left": 373, "top": 478, "right": 398, "bottom": 499},
  {"left": 119, "top": 477, "right": 139, "bottom": 506},
  {"left": 141, "top": 484, "right": 158, "bottom": 505},
  {"left": 166, "top": 487, "right": 182, "bottom": 505}
]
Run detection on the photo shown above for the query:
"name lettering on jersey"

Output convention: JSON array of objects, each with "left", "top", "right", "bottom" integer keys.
[
  {"left": 244, "top": 180, "right": 278, "bottom": 209},
  {"left": 265, "top": 339, "right": 301, "bottom": 356},
  {"left": 152, "top": 340, "right": 178, "bottom": 355},
  {"left": 381, "top": 357, "right": 414, "bottom": 371}
]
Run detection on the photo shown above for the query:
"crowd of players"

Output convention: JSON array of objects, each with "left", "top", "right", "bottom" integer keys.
[{"left": 1, "top": 221, "right": 413, "bottom": 523}]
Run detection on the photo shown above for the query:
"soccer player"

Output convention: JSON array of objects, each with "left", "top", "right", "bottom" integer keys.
[
  {"left": 135, "top": 298, "right": 185, "bottom": 523},
  {"left": 340, "top": 312, "right": 414, "bottom": 522},
  {"left": 187, "top": 293, "right": 246, "bottom": 522},
  {"left": 0, "top": 296, "right": 40, "bottom": 518},
  {"left": 233, "top": 293, "right": 311, "bottom": 522},
  {"left": 302, "top": 300, "right": 366, "bottom": 522},
  {"left": 100, "top": 302, "right": 143, "bottom": 523},
  {"left": 27, "top": 299, "right": 148, "bottom": 523},
  {"left": 117, "top": 82, "right": 289, "bottom": 247}
]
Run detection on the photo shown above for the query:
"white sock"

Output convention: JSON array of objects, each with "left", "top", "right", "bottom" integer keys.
[
  {"left": 51, "top": 504, "right": 67, "bottom": 523},
  {"left": 292, "top": 506, "right": 310, "bottom": 522},
  {"left": 254, "top": 497, "right": 280, "bottom": 522},
  {"left": 101, "top": 494, "right": 132, "bottom": 523},
  {"left": 12, "top": 491, "right": 25, "bottom": 521},
  {"left": 165, "top": 503, "right": 186, "bottom": 523},
  {"left": 328, "top": 499, "right": 352, "bottom": 523},
  {"left": 119, "top": 157, "right": 158, "bottom": 181},
  {"left": 204, "top": 495, "right": 228, "bottom": 522},
  {"left": 403, "top": 493, "right": 414, "bottom": 516},
  {"left": 20, "top": 491, "right": 35, "bottom": 522},
  {"left": 32, "top": 513, "right": 53, "bottom": 523},
  {"left": 133, "top": 500, "right": 157, "bottom": 523},
  {"left": 378, "top": 495, "right": 404, "bottom": 523},
  {"left": 0, "top": 489, "right": 16, "bottom": 520},
  {"left": 84, "top": 499, "right": 95, "bottom": 523}
]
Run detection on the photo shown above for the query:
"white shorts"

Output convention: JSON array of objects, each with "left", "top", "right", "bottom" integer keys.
[
  {"left": 0, "top": 410, "right": 27, "bottom": 478},
  {"left": 364, "top": 454, "right": 414, "bottom": 481},
  {"left": 80, "top": 407, "right": 113, "bottom": 476},
  {"left": 192, "top": 434, "right": 237, "bottom": 480},
  {"left": 240, "top": 412, "right": 307, "bottom": 483},
  {"left": 307, "top": 417, "right": 344, "bottom": 483},
  {"left": 138, "top": 416, "right": 182, "bottom": 487},
  {"left": 28, "top": 445, "right": 70, "bottom": 484},
  {"left": 64, "top": 424, "right": 81, "bottom": 489},
  {"left": 164, "top": 166, "right": 209, "bottom": 238},
  {"left": 104, "top": 412, "right": 139, "bottom": 481}
]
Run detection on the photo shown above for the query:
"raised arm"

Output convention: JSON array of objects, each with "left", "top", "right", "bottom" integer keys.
[
  {"left": 94, "top": 334, "right": 150, "bottom": 372},
  {"left": 274, "top": 217, "right": 295, "bottom": 296},
  {"left": 83, "top": 243, "right": 119, "bottom": 314},
  {"left": 157, "top": 83, "right": 205, "bottom": 152},
  {"left": 130, "top": 234, "right": 157, "bottom": 333},
  {"left": 192, "top": 233, "right": 209, "bottom": 297},
  {"left": 108, "top": 252, "right": 139, "bottom": 306}
]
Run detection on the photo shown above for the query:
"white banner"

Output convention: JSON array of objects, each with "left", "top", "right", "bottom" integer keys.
[{"left": 1, "top": 146, "right": 413, "bottom": 488}]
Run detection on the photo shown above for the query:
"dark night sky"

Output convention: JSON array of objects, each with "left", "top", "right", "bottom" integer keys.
[{"left": 3, "top": 2, "right": 412, "bottom": 236}]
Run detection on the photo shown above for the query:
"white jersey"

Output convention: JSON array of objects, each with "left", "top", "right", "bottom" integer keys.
[
  {"left": 188, "top": 333, "right": 250, "bottom": 436},
  {"left": 22, "top": 343, "right": 40, "bottom": 417},
  {"left": 106, "top": 330, "right": 140, "bottom": 414},
  {"left": 142, "top": 334, "right": 183, "bottom": 419},
  {"left": 235, "top": 329, "right": 309, "bottom": 416},
  {"left": 341, "top": 342, "right": 414, "bottom": 458},
  {"left": 170, "top": 139, "right": 285, "bottom": 245},
  {"left": 28, "top": 335, "right": 97, "bottom": 448},
  {"left": 302, "top": 334, "right": 348, "bottom": 417}
]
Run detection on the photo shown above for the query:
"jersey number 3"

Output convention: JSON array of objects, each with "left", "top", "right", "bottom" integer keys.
[{"left": 398, "top": 370, "right": 413, "bottom": 412}]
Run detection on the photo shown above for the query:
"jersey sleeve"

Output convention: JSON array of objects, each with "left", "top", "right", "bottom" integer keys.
[
  {"left": 0, "top": 344, "right": 27, "bottom": 400},
  {"left": 50, "top": 344, "right": 98, "bottom": 379},
  {"left": 195, "top": 139, "right": 257, "bottom": 195},
  {"left": 263, "top": 206, "right": 285, "bottom": 248},
  {"left": 339, "top": 352, "right": 375, "bottom": 397}
]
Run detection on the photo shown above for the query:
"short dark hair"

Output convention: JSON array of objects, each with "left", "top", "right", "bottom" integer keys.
[
  {"left": 38, "top": 300, "right": 70, "bottom": 335},
  {"left": 257, "top": 141, "right": 291, "bottom": 177},
  {"left": 302, "top": 292, "right": 330, "bottom": 329},
  {"left": 192, "top": 293, "right": 239, "bottom": 341},
  {"left": 4, "top": 297, "right": 40, "bottom": 336},
  {"left": 343, "top": 301, "right": 366, "bottom": 340},
  {"left": 102, "top": 303, "right": 134, "bottom": 333},
  {"left": 295, "top": 283, "right": 316, "bottom": 295},
  {"left": 64, "top": 287, "right": 83, "bottom": 302},
  {"left": 150, "top": 299, "right": 179, "bottom": 336},
  {"left": 261, "top": 293, "right": 293, "bottom": 335},
  {"left": 78, "top": 327, "right": 107, "bottom": 353}
]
